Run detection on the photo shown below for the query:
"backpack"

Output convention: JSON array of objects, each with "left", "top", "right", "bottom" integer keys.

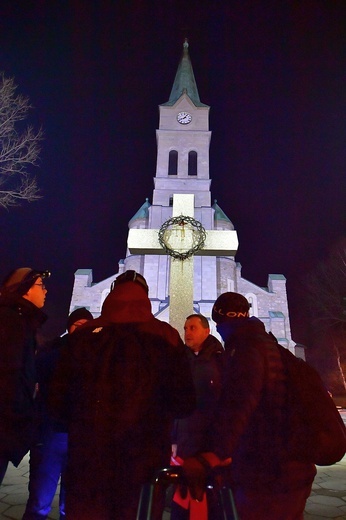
[{"left": 276, "top": 341, "right": 346, "bottom": 466}]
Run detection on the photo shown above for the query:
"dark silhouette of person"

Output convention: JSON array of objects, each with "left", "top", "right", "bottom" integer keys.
[
  {"left": 0, "top": 268, "right": 50, "bottom": 484},
  {"left": 49, "top": 271, "right": 196, "bottom": 520}
]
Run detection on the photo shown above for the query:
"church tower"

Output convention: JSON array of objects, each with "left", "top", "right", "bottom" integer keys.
[
  {"left": 153, "top": 38, "right": 211, "bottom": 207},
  {"left": 126, "top": 39, "right": 228, "bottom": 322},
  {"left": 69, "top": 40, "right": 295, "bottom": 352}
]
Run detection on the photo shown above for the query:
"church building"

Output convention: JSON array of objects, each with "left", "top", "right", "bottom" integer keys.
[{"left": 69, "top": 40, "right": 296, "bottom": 352}]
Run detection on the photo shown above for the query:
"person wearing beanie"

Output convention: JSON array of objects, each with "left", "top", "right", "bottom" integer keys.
[
  {"left": 23, "top": 307, "right": 93, "bottom": 520},
  {"left": 183, "top": 292, "right": 316, "bottom": 519},
  {"left": 66, "top": 307, "right": 93, "bottom": 334},
  {"left": 0, "top": 267, "right": 50, "bottom": 484},
  {"left": 49, "top": 270, "right": 195, "bottom": 520},
  {"left": 111, "top": 269, "right": 149, "bottom": 293}
]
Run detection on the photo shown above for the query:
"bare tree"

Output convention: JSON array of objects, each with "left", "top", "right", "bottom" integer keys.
[
  {"left": 0, "top": 73, "right": 43, "bottom": 209},
  {"left": 305, "top": 238, "right": 346, "bottom": 334},
  {"left": 305, "top": 238, "right": 346, "bottom": 394}
]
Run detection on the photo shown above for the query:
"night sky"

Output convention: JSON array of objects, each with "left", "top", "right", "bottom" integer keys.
[{"left": 1, "top": 1, "right": 345, "bottom": 343}]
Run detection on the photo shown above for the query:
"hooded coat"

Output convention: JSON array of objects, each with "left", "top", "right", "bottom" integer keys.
[
  {"left": 0, "top": 294, "right": 47, "bottom": 465},
  {"left": 214, "top": 317, "right": 316, "bottom": 493},
  {"left": 49, "top": 282, "right": 196, "bottom": 520}
]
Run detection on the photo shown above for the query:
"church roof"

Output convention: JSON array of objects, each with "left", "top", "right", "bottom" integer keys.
[
  {"left": 212, "top": 200, "right": 231, "bottom": 223},
  {"left": 129, "top": 198, "right": 151, "bottom": 224},
  {"left": 162, "top": 39, "right": 208, "bottom": 108},
  {"left": 268, "top": 274, "right": 286, "bottom": 281},
  {"left": 269, "top": 311, "right": 285, "bottom": 318}
]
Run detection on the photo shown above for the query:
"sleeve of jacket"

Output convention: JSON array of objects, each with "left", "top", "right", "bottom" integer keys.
[
  {"left": 0, "top": 308, "right": 29, "bottom": 418},
  {"left": 163, "top": 335, "right": 196, "bottom": 419},
  {"left": 47, "top": 337, "right": 75, "bottom": 426},
  {"left": 213, "top": 344, "right": 265, "bottom": 459},
  {"left": 0, "top": 308, "right": 26, "bottom": 369}
]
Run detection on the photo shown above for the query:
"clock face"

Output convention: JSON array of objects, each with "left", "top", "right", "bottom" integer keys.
[{"left": 177, "top": 111, "right": 192, "bottom": 125}]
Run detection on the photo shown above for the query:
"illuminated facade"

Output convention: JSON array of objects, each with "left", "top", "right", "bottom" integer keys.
[{"left": 69, "top": 41, "right": 295, "bottom": 351}]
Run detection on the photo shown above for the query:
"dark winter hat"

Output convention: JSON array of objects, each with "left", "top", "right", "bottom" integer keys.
[
  {"left": 111, "top": 270, "right": 149, "bottom": 294},
  {"left": 66, "top": 307, "right": 93, "bottom": 331},
  {"left": 212, "top": 292, "right": 250, "bottom": 324},
  {"left": 0, "top": 267, "right": 51, "bottom": 297}
]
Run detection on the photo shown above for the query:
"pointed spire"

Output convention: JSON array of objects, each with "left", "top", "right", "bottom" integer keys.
[
  {"left": 162, "top": 39, "right": 208, "bottom": 107},
  {"left": 212, "top": 200, "right": 233, "bottom": 225},
  {"left": 129, "top": 198, "right": 151, "bottom": 225}
]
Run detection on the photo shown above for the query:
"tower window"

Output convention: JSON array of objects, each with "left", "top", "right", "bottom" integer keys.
[
  {"left": 188, "top": 151, "right": 197, "bottom": 176},
  {"left": 168, "top": 150, "right": 178, "bottom": 175}
]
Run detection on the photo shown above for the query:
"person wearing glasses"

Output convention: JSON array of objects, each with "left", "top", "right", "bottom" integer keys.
[{"left": 0, "top": 267, "right": 50, "bottom": 484}]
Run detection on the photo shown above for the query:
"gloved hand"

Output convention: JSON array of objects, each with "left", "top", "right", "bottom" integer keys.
[
  {"left": 200, "top": 451, "right": 232, "bottom": 467},
  {"left": 181, "top": 456, "right": 208, "bottom": 501}
]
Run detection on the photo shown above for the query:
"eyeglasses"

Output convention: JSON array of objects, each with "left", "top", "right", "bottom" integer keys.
[{"left": 34, "top": 283, "right": 46, "bottom": 290}]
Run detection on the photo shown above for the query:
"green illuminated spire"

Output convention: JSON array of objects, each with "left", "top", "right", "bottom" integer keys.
[
  {"left": 212, "top": 200, "right": 233, "bottom": 224},
  {"left": 163, "top": 39, "right": 208, "bottom": 107},
  {"left": 129, "top": 198, "right": 151, "bottom": 225}
]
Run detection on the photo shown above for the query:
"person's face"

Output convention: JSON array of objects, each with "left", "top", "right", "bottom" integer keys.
[
  {"left": 184, "top": 317, "right": 210, "bottom": 353},
  {"left": 23, "top": 277, "right": 47, "bottom": 308}
]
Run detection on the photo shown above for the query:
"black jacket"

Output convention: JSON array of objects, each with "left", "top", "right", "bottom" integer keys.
[
  {"left": 49, "top": 283, "right": 195, "bottom": 520},
  {"left": 173, "top": 334, "right": 224, "bottom": 458},
  {"left": 214, "top": 317, "right": 316, "bottom": 491},
  {"left": 35, "top": 334, "right": 70, "bottom": 436},
  {"left": 0, "top": 294, "right": 47, "bottom": 465}
]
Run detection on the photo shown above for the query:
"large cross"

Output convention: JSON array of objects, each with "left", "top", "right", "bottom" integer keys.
[{"left": 127, "top": 194, "right": 238, "bottom": 336}]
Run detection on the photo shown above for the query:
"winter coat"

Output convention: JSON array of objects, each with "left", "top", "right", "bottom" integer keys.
[
  {"left": 35, "top": 334, "right": 70, "bottom": 437},
  {"left": 0, "top": 294, "right": 47, "bottom": 465},
  {"left": 49, "top": 283, "right": 196, "bottom": 520},
  {"left": 214, "top": 317, "right": 316, "bottom": 492},
  {"left": 172, "top": 334, "right": 224, "bottom": 458}
]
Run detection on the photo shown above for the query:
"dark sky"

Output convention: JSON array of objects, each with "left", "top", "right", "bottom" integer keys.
[{"left": 0, "top": 1, "right": 345, "bottom": 343}]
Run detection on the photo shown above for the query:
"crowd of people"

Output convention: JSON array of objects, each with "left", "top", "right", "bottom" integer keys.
[{"left": 0, "top": 267, "right": 316, "bottom": 519}]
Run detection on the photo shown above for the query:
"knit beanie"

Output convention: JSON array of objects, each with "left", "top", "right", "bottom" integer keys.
[
  {"left": 1, "top": 268, "right": 51, "bottom": 297},
  {"left": 111, "top": 270, "right": 149, "bottom": 294},
  {"left": 212, "top": 292, "right": 250, "bottom": 324},
  {"left": 66, "top": 308, "right": 93, "bottom": 332}
]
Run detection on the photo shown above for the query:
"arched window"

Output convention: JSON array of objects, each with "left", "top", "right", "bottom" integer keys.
[
  {"left": 100, "top": 288, "right": 110, "bottom": 308},
  {"left": 168, "top": 150, "right": 178, "bottom": 175},
  {"left": 188, "top": 151, "right": 197, "bottom": 176},
  {"left": 227, "top": 279, "right": 235, "bottom": 292},
  {"left": 246, "top": 293, "right": 258, "bottom": 317}
]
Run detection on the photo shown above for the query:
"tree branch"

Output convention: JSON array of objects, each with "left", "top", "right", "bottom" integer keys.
[{"left": 0, "top": 72, "right": 43, "bottom": 209}]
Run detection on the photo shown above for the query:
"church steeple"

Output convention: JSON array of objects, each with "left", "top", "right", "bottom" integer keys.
[
  {"left": 153, "top": 40, "right": 211, "bottom": 208},
  {"left": 163, "top": 39, "right": 208, "bottom": 107}
]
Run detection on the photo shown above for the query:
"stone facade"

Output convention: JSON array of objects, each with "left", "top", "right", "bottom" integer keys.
[{"left": 69, "top": 41, "right": 297, "bottom": 352}]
